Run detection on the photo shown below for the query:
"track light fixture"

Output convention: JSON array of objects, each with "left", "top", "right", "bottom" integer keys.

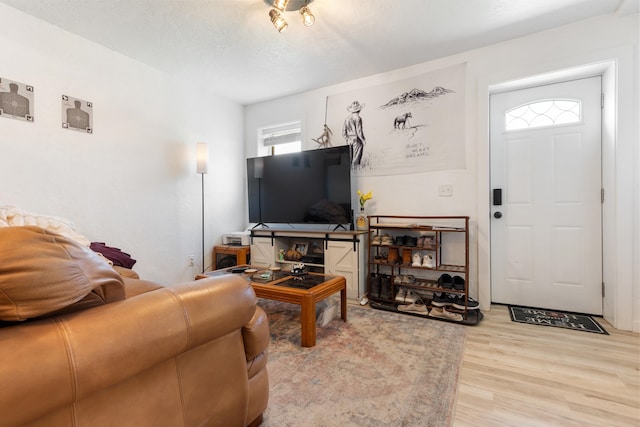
[
  {"left": 269, "top": 9, "right": 288, "bottom": 32},
  {"left": 265, "top": 0, "right": 315, "bottom": 33},
  {"left": 272, "top": 0, "right": 289, "bottom": 11},
  {"left": 299, "top": 6, "right": 315, "bottom": 27}
]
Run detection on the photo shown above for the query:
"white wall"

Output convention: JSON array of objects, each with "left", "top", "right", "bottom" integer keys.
[
  {"left": 245, "top": 13, "right": 639, "bottom": 331},
  {"left": 0, "top": 4, "right": 246, "bottom": 285}
]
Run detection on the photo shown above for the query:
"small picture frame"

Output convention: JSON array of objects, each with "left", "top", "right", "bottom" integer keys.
[
  {"left": 0, "top": 77, "right": 34, "bottom": 122},
  {"left": 62, "top": 94, "right": 93, "bottom": 134},
  {"left": 292, "top": 242, "right": 308, "bottom": 256}
]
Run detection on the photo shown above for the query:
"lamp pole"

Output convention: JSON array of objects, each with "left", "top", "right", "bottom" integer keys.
[
  {"left": 200, "top": 171, "right": 205, "bottom": 274},
  {"left": 196, "top": 142, "right": 209, "bottom": 274}
]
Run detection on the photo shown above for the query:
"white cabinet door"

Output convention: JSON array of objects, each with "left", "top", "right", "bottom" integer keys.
[
  {"left": 251, "top": 237, "right": 274, "bottom": 268},
  {"left": 325, "top": 240, "right": 362, "bottom": 300}
]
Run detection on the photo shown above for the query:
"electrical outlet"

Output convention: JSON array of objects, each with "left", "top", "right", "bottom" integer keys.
[
  {"left": 438, "top": 184, "right": 453, "bottom": 197},
  {"left": 187, "top": 255, "right": 195, "bottom": 266}
]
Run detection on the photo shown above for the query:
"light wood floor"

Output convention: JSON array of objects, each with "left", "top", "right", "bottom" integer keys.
[{"left": 453, "top": 305, "right": 640, "bottom": 427}]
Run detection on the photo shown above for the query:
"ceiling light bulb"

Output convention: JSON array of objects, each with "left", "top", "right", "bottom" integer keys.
[
  {"left": 273, "top": 0, "right": 289, "bottom": 12},
  {"left": 269, "top": 9, "right": 288, "bottom": 32},
  {"left": 299, "top": 6, "right": 315, "bottom": 27}
]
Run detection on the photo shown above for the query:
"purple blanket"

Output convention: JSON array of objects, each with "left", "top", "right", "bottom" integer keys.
[{"left": 90, "top": 242, "right": 137, "bottom": 269}]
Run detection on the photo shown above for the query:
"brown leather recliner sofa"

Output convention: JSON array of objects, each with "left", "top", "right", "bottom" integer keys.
[{"left": 0, "top": 226, "right": 269, "bottom": 427}]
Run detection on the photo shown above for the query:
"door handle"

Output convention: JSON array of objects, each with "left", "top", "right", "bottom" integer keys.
[
  {"left": 494, "top": 211, "right": 502, "bottom": 219},
  {"left": 493, "top": 189, "right": 502, "bottom": 206}
]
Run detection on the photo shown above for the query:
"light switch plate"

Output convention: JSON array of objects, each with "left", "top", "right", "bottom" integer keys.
[{"left": 438, "top": 184, "right": 453, "bottom": 197}]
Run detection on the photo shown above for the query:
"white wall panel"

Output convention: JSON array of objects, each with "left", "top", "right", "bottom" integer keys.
[{"left": 0, "top": 5, "right": 245, "bottom": 284}]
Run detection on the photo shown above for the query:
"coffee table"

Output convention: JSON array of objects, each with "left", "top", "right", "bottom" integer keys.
[
  {"left": 250, "top": 270, "right": 347, "bottom": 347},
  {"left": 198, "top": 267, "right": 347, "bottom": 347}
]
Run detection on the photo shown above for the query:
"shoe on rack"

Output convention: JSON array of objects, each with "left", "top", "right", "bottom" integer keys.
[
  {"left": 422, "top": 254, "right": 435, "bottom": 268},
  {"left": 429, "top": 306, "right": 463, "bottom": 321},
  {"left": 405, "top": 236, "right": 418, "bottom": 247},
  {"left": 371, "top": 235, "right": 382, "bottom": 245},
  {"left": 452, "top": 296, "right": 480, "bottom": 310},
  {"left": 411, "top": 252, "right": 422, "bottom": 267},
  {"left": 387, "top": 248, "right": 399, "bottom": 264},
  {"left": 394, "top": 235, "right": 407, "bottom": 246},
  {"left": 416, "top": 236, "right": 425, "bottom": 248},
  {"left": 373, "top": 251, "right": 388, "bottom": 262},
  {"left": 402, "top": 249, "right": 412, "bottom": 265},
  {"left": 437, "top": 273, "right": 453, "bottom": 289},
  {"left": 398, "top": 301, "right": 428, "bottom": 314},
  {"left": 423, "top": 236, "right": 435, "bottom": 248},
  {"left": 369, "top": 273, "right": 381, "bottom": 299},
  {"left": 380, "top": 274, "right": 393, "bottom": 300},
  {"left": 404, "top": 289, "right": 420, "bottom": 303},
  {"left": 431, "top": 292, "right": 454, "bottom": 307},
  {"left": 396, "top": 288, "right": 420, "bottom": 304},
  {"left": 411, "top": 252, "right": 423, "bottom": 267},
  {"left": 401, "top": 274, "right": 415, "bottom": 285},
  {"left": 453, "top": 276, "right": 465, "bottom": 291},
  {"left": 381, "top": 234, "right": 394, "bottom": 246}
]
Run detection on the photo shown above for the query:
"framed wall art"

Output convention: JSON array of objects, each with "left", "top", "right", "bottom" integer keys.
[
  {"left": 62, "top": 94, "right": 93, "bottom": 133},
  {"left": 292, "top": 242, "right": 309, "bottom": 256},
  {"left": 0, "top": 77, "right": 34, "bottom": 122},
  {"left": 326, "top": 63, "right": 467, "bottom": 176}
]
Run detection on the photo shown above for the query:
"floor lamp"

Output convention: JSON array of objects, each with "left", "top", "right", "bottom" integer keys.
[{"left": 196, "top": 142, "right": 209, "bottom": 274}]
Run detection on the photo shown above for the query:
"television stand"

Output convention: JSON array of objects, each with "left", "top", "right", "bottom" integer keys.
[{"left": 249, "top": 228, "right": 367, "bottom": 302}]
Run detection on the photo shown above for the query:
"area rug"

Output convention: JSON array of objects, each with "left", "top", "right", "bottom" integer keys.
[
  {"left": 508, "top": 305, "right": 608, "bottom": 335},
  {"left": 258, "top": 299, "right": 467, "bottom": 427}
]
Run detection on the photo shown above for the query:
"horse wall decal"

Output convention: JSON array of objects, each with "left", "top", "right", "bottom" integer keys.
[{"left": 394, "top": 112, "right": 412, "bottom": 129}]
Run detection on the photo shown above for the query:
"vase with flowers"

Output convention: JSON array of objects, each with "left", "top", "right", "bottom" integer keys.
[{"left": 356, "top": 190, "right": 372, "bottom": 230}]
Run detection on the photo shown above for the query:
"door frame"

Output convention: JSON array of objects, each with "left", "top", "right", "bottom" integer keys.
[{"left": 477, "top": 51, "right": 637, "bottom": 331}]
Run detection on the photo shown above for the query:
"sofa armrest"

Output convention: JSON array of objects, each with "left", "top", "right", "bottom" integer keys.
[
  {"left": 112, "top": 265, "right": 139, "bottom": 279},
  {"left": 0, "top": 274, "right": 259, "bottom": 426},
  {"left": 243, "top": 306, "right": 270, "bottom": 361}
]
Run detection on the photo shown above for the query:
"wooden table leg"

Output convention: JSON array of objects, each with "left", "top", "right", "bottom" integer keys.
[
  {"left": 340, "top": 286, "right": 348, "bottom": 322},
  {"left": 300, "top": 294, "right": 316, "bottom": 347}
]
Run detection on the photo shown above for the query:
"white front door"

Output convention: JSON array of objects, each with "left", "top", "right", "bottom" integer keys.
[{"left": 490, "top": 77, "right": 603, "bottom": 314}]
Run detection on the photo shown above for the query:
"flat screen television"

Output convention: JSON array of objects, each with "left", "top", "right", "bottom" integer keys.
[{"left": 247, "top": 146, "right": 353, "bottom": 226}]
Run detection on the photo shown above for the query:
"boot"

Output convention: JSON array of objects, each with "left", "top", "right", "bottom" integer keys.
[
  {"left": 369, "top": 273, "right": 381, "bottom": 299},
  {"left": 402, "top": 249, "right": 412, "bottom": 265},
  {"left": 380, "top": 274, "right": 393, "bottom": 301},
  {"left": 387, "top": 248, "right": 400, "bottom": 264}
]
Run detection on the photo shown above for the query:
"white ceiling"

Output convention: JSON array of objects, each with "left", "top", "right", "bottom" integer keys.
[{"left": 2, "top": 0, "right": 636, "bottom": 105}]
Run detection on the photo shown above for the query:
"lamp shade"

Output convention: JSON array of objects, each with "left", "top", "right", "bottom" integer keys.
[{"left": 196, "top": 142, "right": 209, "bottom": 174}]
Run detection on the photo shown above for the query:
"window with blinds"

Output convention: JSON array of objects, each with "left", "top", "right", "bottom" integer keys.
[{"left": 258, "top": 121, "right": 302, "bottom": 155}]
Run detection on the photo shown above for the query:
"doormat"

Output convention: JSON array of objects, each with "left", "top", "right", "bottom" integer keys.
[{"left": 508, "top": 305, "right": 608, "bottom": 335}]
